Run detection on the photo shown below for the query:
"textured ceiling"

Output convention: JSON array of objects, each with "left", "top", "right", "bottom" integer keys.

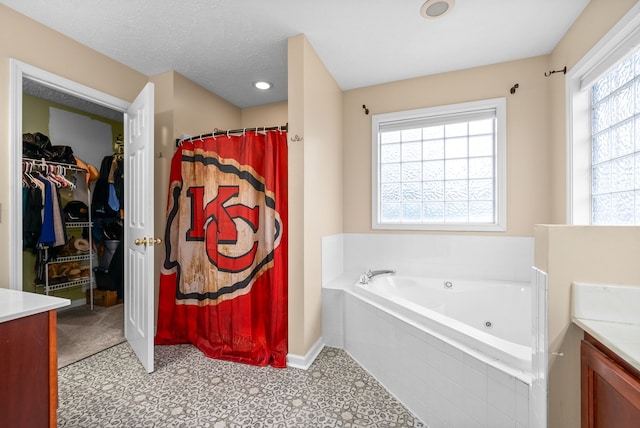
[
  {"left": 23, "top": 78, "right": 124, "bottom": 122},
  {"left": 3, "top": 0, "right": 590, "bottom": 109}
]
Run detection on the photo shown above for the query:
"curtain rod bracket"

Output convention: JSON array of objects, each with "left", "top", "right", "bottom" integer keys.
[
  {"left": 362, "top": 104, "right": 369, "bottom": 115},
  {"left": 544, "top": 66, "right": 567, "bottom": 77},
  {"left": 510, "top": 83, "right": 519, "bottom": 94}
]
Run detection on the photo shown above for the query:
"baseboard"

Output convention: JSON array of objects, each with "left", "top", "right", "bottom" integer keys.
[{"left": 287, "top": 337, "right": 325, "bottom": 370}]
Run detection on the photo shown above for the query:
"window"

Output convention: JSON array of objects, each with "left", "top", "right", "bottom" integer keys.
[
  {"left": 590, "top": 51, "right": 640, "bottom": 224},
  {"left": 371, "top": 98, "right": 506, "bottom": 231},
  {"left": 567, "top": 3, "right": 640, "bottom": 225}
]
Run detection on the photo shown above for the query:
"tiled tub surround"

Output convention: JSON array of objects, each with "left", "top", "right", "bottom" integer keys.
[{"left": 322, "top": 233, "right": 534, "bottom": 428}]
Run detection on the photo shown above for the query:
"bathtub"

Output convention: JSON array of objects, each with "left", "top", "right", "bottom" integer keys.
[{"left": 351, "top": 275, "right": 532, "bottom": 374}]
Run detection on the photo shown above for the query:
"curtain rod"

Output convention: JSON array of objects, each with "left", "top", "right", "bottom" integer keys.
[{"left": 176, "top": 124, "right": 288, "bottom": 147}]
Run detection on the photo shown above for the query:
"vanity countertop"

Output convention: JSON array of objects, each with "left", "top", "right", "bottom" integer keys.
[
  {"left": 0, "top": 288, "right": 70, "bottom": 323},
  {"left": 572, "top": 282, "right": 640, "bottom": 373}
]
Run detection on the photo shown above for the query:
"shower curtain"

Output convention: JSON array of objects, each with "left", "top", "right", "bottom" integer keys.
[{"left": 155, "top": 130, "right": 288, "bottom": 367}]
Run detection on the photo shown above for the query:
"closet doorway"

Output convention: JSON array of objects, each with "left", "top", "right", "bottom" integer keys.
[{"left": 9, "top": 59, "right": 156, "bottom": 373}]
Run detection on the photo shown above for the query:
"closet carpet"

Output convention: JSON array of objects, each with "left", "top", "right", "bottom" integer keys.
[
  {"left": 57, "top": 303, "right": 125, "bottom": 368},
  {"left": 57, "top": 343, "right": 425, "bottom": 427}
]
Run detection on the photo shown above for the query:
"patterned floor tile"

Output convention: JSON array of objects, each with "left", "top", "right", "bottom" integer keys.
[{"left": 58, "top": 343, "right": 425, "bottom": 427}]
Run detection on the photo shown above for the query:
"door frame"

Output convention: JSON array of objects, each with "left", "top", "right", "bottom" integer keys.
[{"left": 8, "top": 59, "right": 130, "bottom": 291}]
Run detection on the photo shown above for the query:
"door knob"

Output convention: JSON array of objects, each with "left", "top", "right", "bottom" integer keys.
[
  {"left": 134, "top": 238, "right": 148, "bottom": 246},
  {"left": 148, "top": 238, "right": 162, "bottom": 246}
]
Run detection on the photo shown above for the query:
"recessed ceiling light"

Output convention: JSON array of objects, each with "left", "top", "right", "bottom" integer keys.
[
  {"left": 253, "top": 81, "right": 272, "bottom": 90},
  {"left": 420, "top": 0, "right": 455, "bottom": 19}
]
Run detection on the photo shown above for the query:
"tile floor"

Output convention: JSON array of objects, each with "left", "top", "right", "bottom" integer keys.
[{"left": 58, "top": 343, "right": 425, "bottom": 427}]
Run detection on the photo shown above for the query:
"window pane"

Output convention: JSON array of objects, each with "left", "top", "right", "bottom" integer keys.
[
  {"left": 423, "top": 181, "right": 444, "bottom": 201},
  {"left": 469, "top": 179, "right": 493, "bottom": 200},
  {"left": 445, "top": 137, "right": 468, "bottom": 159},
  {"left": 469, "top": 201, "right": 494, "bottom": 222},
  {"left": 609, "top": 56, "right": 634, "bottom": 91},
  {"left": 611, "top": 119, "right": 634, "bottom": 158},
  {"left": 402, "top": 128, "right": 422, "bottom": 142},
  {"left": 469, "top": 157, "right": 493, "bottom": 179},
  {"left": 402, "top": 203, "right": 422, "bottom": 221},
  {"left": 610, "top": 85, "right": 633, "bottom": 124},
  {"left": 423, "top": 202, "right": 444, "bottom": 222},
  {"left": 592, "top": 100, "right": 610, "bottom": 134},
  {"left": 402, "top": 162, "right": 422, "bottom": 181},
  {"left": 592, "top": 131, "right": 610, "bottom": 164},
  {"left": 592, "top": 194, "right": 612, "bottom": 224},
  {"left": 445, "top": 122, "right": 467, "bottom": 137},
  {"left": 402, "top": 182, "right": 422, "bottom": 201},
  {"left": 469, "top": 135, "right": 493, "bottom": 157},
  {"left": 445, "top": 202, "right": 468, "bottom": 222},
  {"left": 445, "top": 180, "right": 468, "bottom": 201},
  {"left": 423, "top": 139, "right": 444, "bottom": 160},
  {"left": 469, "top": 119, "right": 493, "bottom": 135},
  {"left": 381, "top": 203, "right": 401, "bottom": 222},
  {"left": 381, "top": 131, "right": 400, "bottom": 144},
  {"left": 592, "top": 78, "right": 609, "bottom": 104},
  {"left": 592, "top": 163, "right": 611, "bottom": 195},
  {"left": 381, "top": 163, "right": 401, "bottom": 183},
  {"left": 445, "top": 159, "right": 468, "bottom": 180},
  {"left": 381, "top": 183, "right": 401, "bottom": 202},
  {"left": 611, "top": 155, "right": 634, "bottom": 191},
  {"left": 612, "top": 191, "right": 635, "bottom": 224},
  {"left": 381, "top": 143, "right": 400, "bottom": 163},
  {"left": 402, "top": 142, "right": 422, "bottom": 162},
  {"left": 423, "top": 160, "right": 444, "bottom": 181},
  {"left": 423, "top": 125, "right": 444, "bottom": 139}
]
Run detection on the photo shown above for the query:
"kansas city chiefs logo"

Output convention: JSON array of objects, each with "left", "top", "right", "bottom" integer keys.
[{"left": 162, "top": 148, "right": 282, "bottom": 306}]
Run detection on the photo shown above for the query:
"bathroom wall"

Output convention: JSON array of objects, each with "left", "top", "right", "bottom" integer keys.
[
  {"left": 535, "top": 225, "right": 640, "bottom": 428},
  {"left": 288, "top": 34, "right": 344, "bottom": 357},
  {"left": 0, "top": 5, "right": 149, "bottom": 289},
  {"left": 241, "top": 101, "right": 288, "bottom": 128},
  {"left": 342, "top": 55, "right": 551, "bottom": 236}
]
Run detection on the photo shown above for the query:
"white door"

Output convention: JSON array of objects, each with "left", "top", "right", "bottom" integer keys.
[{"left": 124, "top": 82, "right": 155, "bottom": 373}]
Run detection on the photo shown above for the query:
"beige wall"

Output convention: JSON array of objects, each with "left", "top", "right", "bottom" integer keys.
[
  {"left": 241, "top": 101, "right": 288, "bottom": 128},
  {"left": 343, "top": 56, "right": 551, "bottom": 236},
  {"left": 0, "top": 5, "right": 148, "bottom": 289},
  {"left": 288, "top": 35, "right": 344, "bottom": 355},
  {"left": 535, "top": 225, "right": 640, "bottom": 428}
]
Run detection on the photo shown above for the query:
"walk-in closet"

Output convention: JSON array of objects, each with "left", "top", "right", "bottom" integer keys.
[{"left": 21, "top": 78, "right": 126, "bottom": 367}]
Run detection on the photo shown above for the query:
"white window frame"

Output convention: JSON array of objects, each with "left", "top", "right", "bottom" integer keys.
[
  {"left": 371, "top": 98, "right": 507, "bottom": 231},
  {"left": 566, "top": 2, "right": 640, "bottom": 224}
]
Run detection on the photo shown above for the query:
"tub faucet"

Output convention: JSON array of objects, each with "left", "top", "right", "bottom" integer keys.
[{"left": 359, "top": 269, "right": 396, "bottom": 284}]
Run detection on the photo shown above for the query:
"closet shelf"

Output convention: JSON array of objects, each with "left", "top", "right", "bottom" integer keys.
[
  {"left": 39, "top": 277, "right": 94, "bottom": 293},
  {"left": 65, "top": 221, "right": 93, "bottom": 228},
  {"left": 49, "top": 254, "right": 93, "bottom": 263}
]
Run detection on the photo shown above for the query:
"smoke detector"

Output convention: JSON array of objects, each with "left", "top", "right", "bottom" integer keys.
[{"left": 420, "top": 0, "right": 455, "bottom": 19}]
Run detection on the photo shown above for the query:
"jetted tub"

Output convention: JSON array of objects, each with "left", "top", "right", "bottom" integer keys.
[{"left": 351, "top": 275, "right": 532, "bottom": 374}]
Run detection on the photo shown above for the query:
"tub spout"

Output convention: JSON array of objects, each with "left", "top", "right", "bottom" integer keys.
[{"left": 359, "top": 269, "right": 396, "bottom": 284}]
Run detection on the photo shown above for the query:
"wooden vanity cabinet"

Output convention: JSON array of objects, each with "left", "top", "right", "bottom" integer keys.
[
  {"left": 0, "top": 310, "right": 58, "bottom": 428},
  {"left": 581, "top": 333, "right": 640, "bottom": 428}
]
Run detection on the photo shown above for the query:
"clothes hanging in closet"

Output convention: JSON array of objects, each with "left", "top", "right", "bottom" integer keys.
[{"left": 22, "top": 172, "right": 68, "bottom": 249}]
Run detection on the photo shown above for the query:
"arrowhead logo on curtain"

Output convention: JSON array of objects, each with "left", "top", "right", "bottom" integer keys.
[{"left": 162, "top": 146, "right": 283, "bottom": 306}]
